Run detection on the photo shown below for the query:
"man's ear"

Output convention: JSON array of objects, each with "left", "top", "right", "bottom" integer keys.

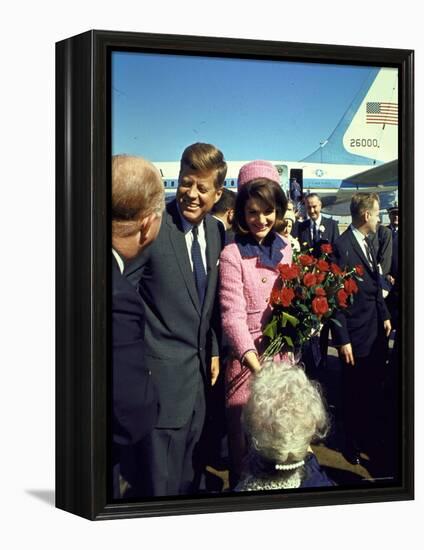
[
  {"left": 138, "top": 213, "right": 156, "bottom": 245},
  {"left": 213, "top": 188, "right": 223, "bottom": 204}
]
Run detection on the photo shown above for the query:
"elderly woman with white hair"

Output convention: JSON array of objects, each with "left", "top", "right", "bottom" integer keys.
[{"left": 236, "top": 362, "right": 334, "bottom": 491}]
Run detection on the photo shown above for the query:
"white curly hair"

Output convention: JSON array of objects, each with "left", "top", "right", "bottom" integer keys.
[{"left": 243, "top": 361, "right": 329, "bottom": 467}]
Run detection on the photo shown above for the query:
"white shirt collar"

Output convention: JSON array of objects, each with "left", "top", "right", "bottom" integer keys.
[
  {"left": 212, "top": 215, "right": 226, "bottom": 230},
  {"left": 350, "top": 224, "right": 367, "bottom": 242},
  {"left": 112, "top": 248, "right": 125, "bottom": 274},
  {"left": 309, "top": 215, "right": 322, "bottom": 227},
  {"left": 350, "top": 224, "right": 370, "bottom": 258}
]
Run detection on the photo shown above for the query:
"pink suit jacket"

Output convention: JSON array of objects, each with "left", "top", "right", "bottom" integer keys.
[
  {"left": 219, "top": 234, "right": 292, "bottom": 363},
  {"left": 219, "top": 233, "right": 293, "bottom": 471}
]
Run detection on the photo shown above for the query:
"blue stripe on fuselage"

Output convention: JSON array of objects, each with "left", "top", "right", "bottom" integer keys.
[
  {"left": 302, "top": 178, "right": 342, "bottom": 189},
  {"left": 163, "top": 178, "right": 342, "bottom": 190}
]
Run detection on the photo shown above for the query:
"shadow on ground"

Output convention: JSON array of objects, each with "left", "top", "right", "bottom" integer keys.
[{"left": 26, "top": 489, "right": 55, "bottom": 507}]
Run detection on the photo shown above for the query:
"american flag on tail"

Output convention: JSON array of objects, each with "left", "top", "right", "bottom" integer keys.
[{"left": 366, "top": 102, "right": 398, "bottom": 126}]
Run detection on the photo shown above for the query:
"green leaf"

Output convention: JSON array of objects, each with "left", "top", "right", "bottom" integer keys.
[
  {"left": 283, "top": 311, "right": 299, "bottom": 327},
  {"left": 283, "top": 335, "right": 294, "bottom": 348},
  {"left": 263, "top": 318, "right": 278, "bottom": 338},
  {"left": 330, "top": 318, "right": 342, "bottom": 327}
]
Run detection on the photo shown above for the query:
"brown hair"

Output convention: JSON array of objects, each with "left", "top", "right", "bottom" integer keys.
[
  {"left": 112, "top": 155, "right": 164, "bottom": 237},
  {"left": 350, "top": 192, "right": 379, "bottom": 221},
  {"left": 179, "top": 142, "right": 227, "bottom": 189},
  {"left": 233, "top": 179, "right": 288, "bottom": 235}
]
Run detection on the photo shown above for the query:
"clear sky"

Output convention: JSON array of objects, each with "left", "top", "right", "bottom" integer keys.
[{"left": 112, "top": 52, "right": 375, "bottom": 162}]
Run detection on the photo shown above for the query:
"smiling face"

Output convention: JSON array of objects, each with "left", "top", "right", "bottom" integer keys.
[
  {"left": 244, "top": 197, "right": 276, "bottom": 243},
  {"left": 176, "top": 167, "right": 222, "bottom": 225},
  {"left": 305, "top": 195, "right": 322, "bottom": 221}
]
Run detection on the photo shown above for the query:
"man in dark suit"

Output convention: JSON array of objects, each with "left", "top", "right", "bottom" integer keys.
[
  {"left": 111, "top": 155, "right": 165, "bottom": 498},
  {"left": 331, "top": 192, "right": 391, "bottom": 470},
  {"left": 211, "top": 187, "right": 236, "bottom": 244},
  {"left": 386, "top": 205, "right": 399, "bottom": 329},
  {"left": 293, "top": 192, "right": 340, "bottom": 252},
  {"left": 290, "top": 176, "right": 302, "bottom": 206},
  {"left": 126, "top": 143, "right": 227, "bottom": 496},
  {"left": 293, "top": 193, "right": 340, "bottom": 370}
]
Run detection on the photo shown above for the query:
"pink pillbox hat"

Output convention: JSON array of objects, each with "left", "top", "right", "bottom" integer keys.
[{"left": 237, "top": 160, "right": 280, "bottom": 190}]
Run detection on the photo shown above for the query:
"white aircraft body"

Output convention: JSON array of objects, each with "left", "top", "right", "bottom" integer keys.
[{"left": 153, "top": 67, "right": 398, "bottom": 215}]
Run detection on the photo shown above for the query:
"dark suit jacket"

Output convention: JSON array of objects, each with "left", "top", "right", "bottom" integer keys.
[
  {"left": 112, "top": 254, "right": 158, "bottom": 446},
  {"left": 331, "top": 228, "right": 390, "bottom": 358},
  {"left": 369, "top": 224, "right": 393, "bottom": 276},
  {"left": 125, "top": 200, "right": 225, "bottom": 429},
  {"left": 293, "top": 216, "right": 340, "bottom": 251},
  {"left": 387, "top": 226, "right": 398, "bottom": 279}
]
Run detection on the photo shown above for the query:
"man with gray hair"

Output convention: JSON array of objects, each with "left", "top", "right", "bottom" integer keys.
[
  {"left": 126, "top": 142, "right": 227, "bottom": 496},
  {"left": 111, "top": 154, "right": 165, "bottom": 498}
]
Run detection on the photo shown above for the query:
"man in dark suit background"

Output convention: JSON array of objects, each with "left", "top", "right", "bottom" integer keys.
[
  {"left": 386, "top": 204, "right": 399, "bottom": 327},
  {"left": 331, "top": 192, "right": 391, "bottom": 471},
  {"left": 290, "top": 176, "right": 302, "bottom": 206},
  {"left": 111, "top": 155, "right": 165, "bottom": 498},
  {"left": 126, "top": 143, "right": 227, "bottom": 496},
  {"left": 293, "top": 192, "right": 340, "bottom": 252},
  {"left": 293, "top": 193, "right": 340, "bottom": 370},
  {"left": 211, "top": 187, "right": 236, "bottom": 244}
]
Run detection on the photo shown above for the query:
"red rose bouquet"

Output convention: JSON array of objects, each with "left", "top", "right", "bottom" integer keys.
[{"left": 262, "top": 243, "right": 363, "bottom": 358}]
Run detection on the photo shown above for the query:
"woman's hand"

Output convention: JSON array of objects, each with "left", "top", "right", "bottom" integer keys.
[
  {"left": 242, "top": 351, "right": 262, "bottom": 374},
  {"left": 210, "top": 356, "right": 220, "bottom": 386}
]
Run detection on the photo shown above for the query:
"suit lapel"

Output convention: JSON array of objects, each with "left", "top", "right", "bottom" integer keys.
[
  {"left": 203, "top": 215, "right": 219, "bottom": 315},
  {"left": 166, "top": 205, "right": 202, "bottom": 315},
  {"left": 347, "top": 229, "right": 375, "bottom": 276},
  {"left": 300, "top": 221, "right": 312, "bottom": 248},
  {"left": 320, "top": 217, "right": 328, "bottom": 239}
]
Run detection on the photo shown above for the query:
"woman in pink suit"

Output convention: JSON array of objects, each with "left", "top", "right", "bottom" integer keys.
[{"left": 219, "top": 160, "right": 291, "bottom": 486}]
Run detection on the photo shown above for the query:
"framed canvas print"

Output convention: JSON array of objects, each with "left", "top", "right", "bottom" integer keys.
[{"left": 56, "top": 30, "right": 414, "bottom": 520}]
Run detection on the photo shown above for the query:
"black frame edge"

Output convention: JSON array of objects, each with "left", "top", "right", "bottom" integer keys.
[
  {"left": 399, "top": 50, "right": 414, "bottom": 500},
  {"left": 56, "top": 30, "right": 98, "bottom": 520},
  {"left": 56, "top": 29, "right": 414, "bottom": 521}
]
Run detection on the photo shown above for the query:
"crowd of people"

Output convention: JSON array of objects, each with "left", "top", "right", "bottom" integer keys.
[{"left": 111, "top": 143, "right": 399, "bottom": 499}]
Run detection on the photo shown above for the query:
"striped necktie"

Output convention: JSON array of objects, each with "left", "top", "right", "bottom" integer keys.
[
  {"left": 364, "top": 236, "right": 376, "bottom": 270},
  {"left": 191, "top": 225, "right": 207, "bottom": 306}
]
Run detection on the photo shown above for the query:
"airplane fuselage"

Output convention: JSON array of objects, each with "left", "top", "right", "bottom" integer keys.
[{"left": 155, "top": 159, "right": 379, "bottom": 195}]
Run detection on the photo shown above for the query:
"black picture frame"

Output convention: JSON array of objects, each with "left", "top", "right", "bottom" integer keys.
[{"left": 56, "top": 29, "right": 414, "bottom": 520}]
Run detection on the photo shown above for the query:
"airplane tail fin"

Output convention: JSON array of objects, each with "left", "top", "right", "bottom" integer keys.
[{"left": 302, "top": 67, "right": 398, "bottom": 166}]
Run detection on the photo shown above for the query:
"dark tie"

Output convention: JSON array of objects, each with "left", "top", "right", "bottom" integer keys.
[
  {"left": 364, "top": 237, "right": 376, "bottom": 270},
  {"left": 191, "top": 225, "right": 207, "bottom": 306},
  {"left": 312, "top": 220, "right": 318, "bottom": 243}
]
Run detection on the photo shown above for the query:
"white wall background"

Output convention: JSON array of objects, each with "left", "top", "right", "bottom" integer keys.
[{"left": 1, "top": 1, "right": 421, "bottom": 548}]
